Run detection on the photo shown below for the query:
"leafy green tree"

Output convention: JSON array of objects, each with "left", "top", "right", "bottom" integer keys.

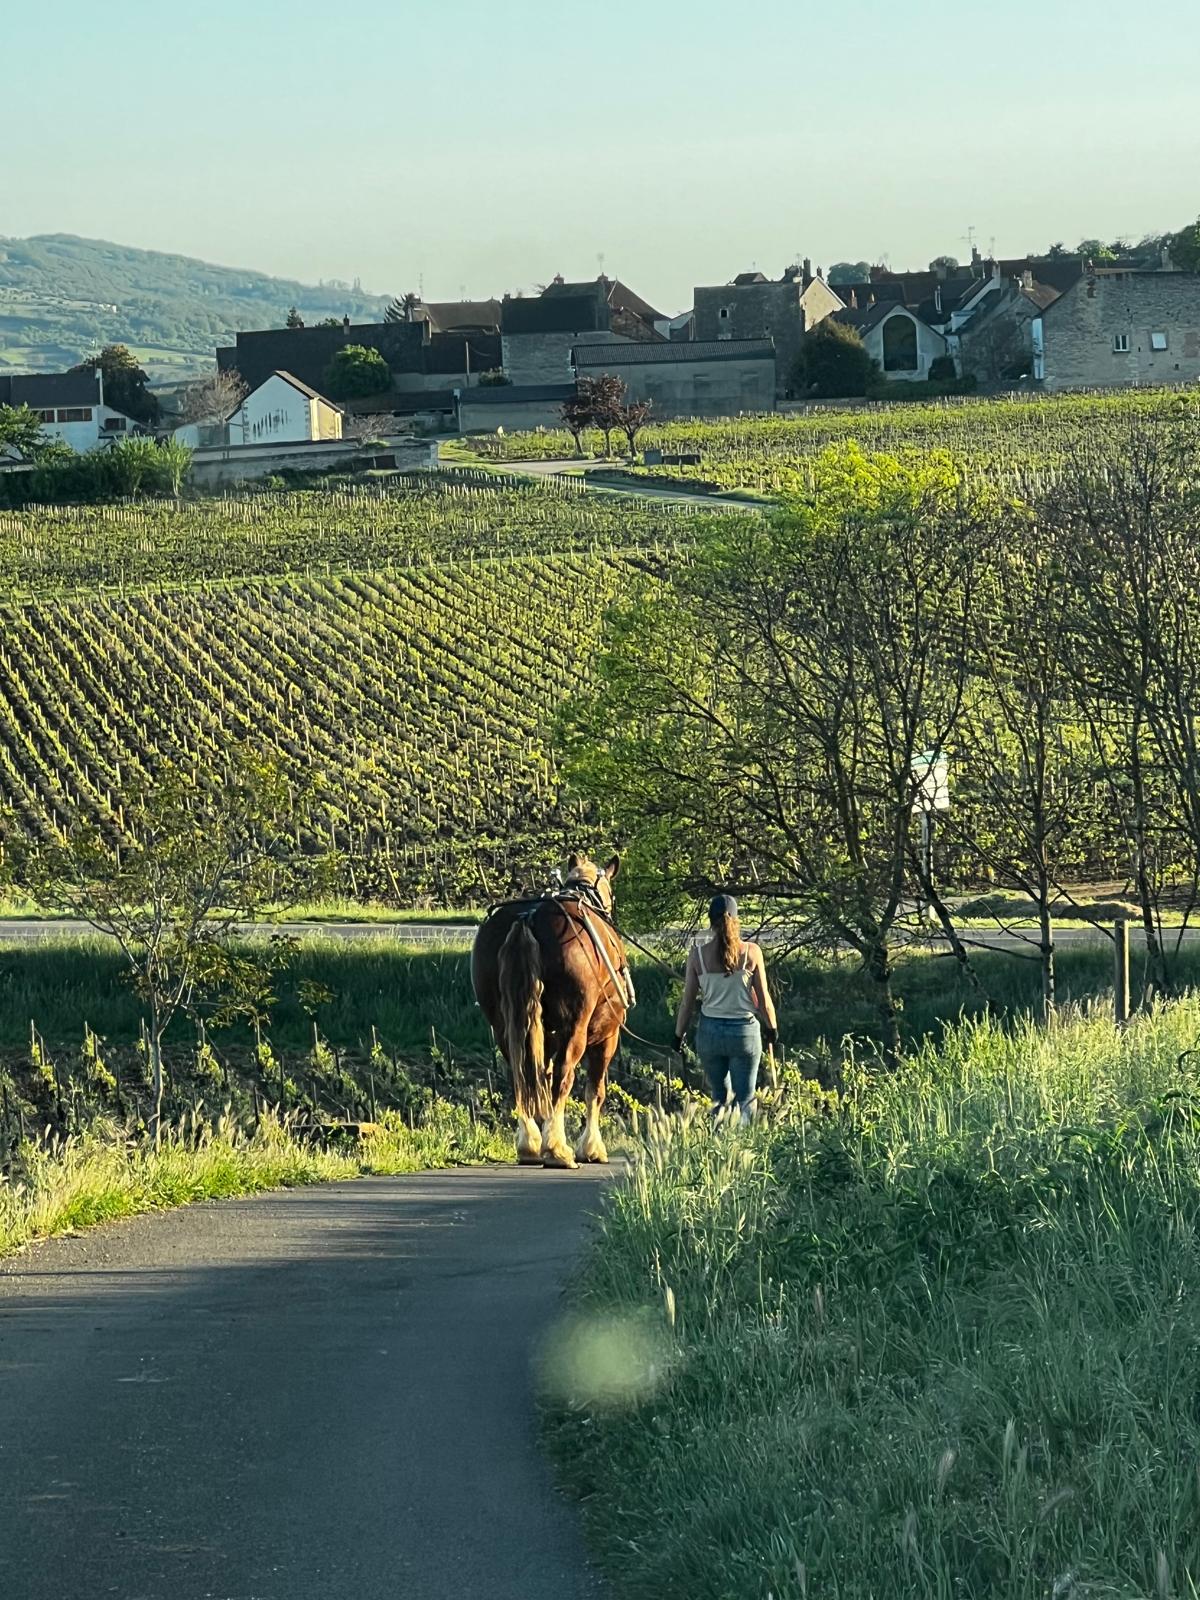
[
  {"left": 794, "top": 319, "right": 875, "bottom": 398},
  {"left": 827, "top": 261, "right": 872, "bottom": 285},
  {"left": 562, "top": 447, "right": 995, "bottom": 1063},
  {"left": 72, "top": 345, "right": 159, "bottom": 424},
  {"left": 5, "top": 750, "right": 321, "bottom": 1141},
  {"left": 323, "top": 344, "right": 391, "bottom": 401},
  {"left": 0, "top": 404, "right": 69, "bottom": 463},
  {"left": 930, "top": 255, "right": 960, "bottom": 273},
  {"left": 316, "top": 317, "right": 343, "bottom": 328},
  {"left": 1170, "top": 216, "right": 1200, "bottom": 272},
  {"left": 285, "top": 307, "right": 305, "bottom": 328},
  {"left": 1076, "top": 239, "right": 1117, "bottom": 262}
]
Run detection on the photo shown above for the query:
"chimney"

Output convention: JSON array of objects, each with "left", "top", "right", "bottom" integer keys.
[
  {"left": 971, "top": 244, "right": 982, "bottom": 268},
  {"left": 849, "top": 289, "right": 858, "bottom": 309},
  {"left": 935, "top": 284, "right": 943, "bottom": 315},
  {"left": 803, "top": 257, "right": 812, "bottom": 280},
  {"left": 1021, "top": 268, "right": 1034, "bottom": 292},
  {"left": 342, "top": 314, "right": 350, "bottom": 338}
]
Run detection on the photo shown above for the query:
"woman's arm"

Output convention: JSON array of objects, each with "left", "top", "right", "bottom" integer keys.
[
  {"left": 748, "top": 945, "right": 778, "bottom": 1032},
  {"left": 674, "top": 952, "right": 700, "bottom": 1045}
]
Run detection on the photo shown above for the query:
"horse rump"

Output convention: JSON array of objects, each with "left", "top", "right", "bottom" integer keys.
[{"left": 498, "top": 918, "right": 549, "bottom": 1125}]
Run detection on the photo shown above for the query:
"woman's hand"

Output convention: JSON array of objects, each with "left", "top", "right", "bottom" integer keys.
[{"left": 762, "top": 1024, "right": 779, "bottom": 1048}]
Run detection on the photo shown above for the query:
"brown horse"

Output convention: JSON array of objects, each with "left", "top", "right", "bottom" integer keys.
[{"left": 471, "top": 853, "right": 628, "bottom": 1168}]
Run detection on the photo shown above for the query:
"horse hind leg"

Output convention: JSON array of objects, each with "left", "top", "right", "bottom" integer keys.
[{"left": 516, "top": 1115, "right": 543, "bottom": 1165}]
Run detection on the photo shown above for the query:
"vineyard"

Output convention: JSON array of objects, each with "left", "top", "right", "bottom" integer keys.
[
  {"left": 466, "top": 388, "right": 1191, "bottom": 493},
  {"left": 0, "top": 470, "right": 680, "bottom": 597},
  {"left": 0, "top": 475, "right": 685, "bottom": 900}
]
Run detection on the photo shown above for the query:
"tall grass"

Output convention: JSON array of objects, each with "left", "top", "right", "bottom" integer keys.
[
  {"left": 0, "top": 1103, "right": 510, "bottom": 1259},
  {"left": 548, "top": 1000, "right": 1200, "bottom": 1598}
]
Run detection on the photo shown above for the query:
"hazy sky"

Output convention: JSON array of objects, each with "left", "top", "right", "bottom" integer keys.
[{"left": 7, "top": 0, "right": 1198, "bottom": 313}]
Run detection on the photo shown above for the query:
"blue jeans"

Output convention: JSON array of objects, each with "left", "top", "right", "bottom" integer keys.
[{"left": 696, "top": 1015, "right": 762, "bottom": 1116}]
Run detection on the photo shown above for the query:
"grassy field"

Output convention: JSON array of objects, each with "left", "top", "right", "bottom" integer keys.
[
  {"left": 0, "top": 1104, "right": 509, "bottom": 1260},
  {"left": 1, "top": 932, "right": 1192, "bottom": 1140},
  {"left": 464, "top": 388, "right": 1188, "bottom": 493},
  {"left": 547, "top": 998, "right": 1200, "bottom": 1598}
]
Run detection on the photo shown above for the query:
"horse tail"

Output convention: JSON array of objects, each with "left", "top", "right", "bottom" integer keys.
[{"left": 498, "top": 919, "right": 549, "bottom": 1126}]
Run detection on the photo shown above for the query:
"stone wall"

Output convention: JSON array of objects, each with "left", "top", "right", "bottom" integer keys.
[
  {"left": 189, "top": 437, "right": 436, "bottom": 488},
  {"left": 694, "top": 281, "right": 800, "bottom": 390},
  {"left": 502, "top": 330, "right": 628, "bottom": 385},
  {"left": 579, "top": 354, "right": 776, "bottom": 418},
  {"left": 1041, "top": 272, "right": 1200, "bottom": 391}
]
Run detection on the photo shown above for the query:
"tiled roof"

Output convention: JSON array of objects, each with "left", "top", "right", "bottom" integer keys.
[
  {"left": 574, "top": 338, "right": 775, "bottom": 367},
  {"left": 420, "top": 300, "right": 502, "bottom": 333},
  {"left": 503, "top": 294, "right": 607, "bottom": 335},
  {"left": 0, "top": 370, "right": 101, "bottom": 408},
  {"left": 270, "top": 370, "right": 341, "bottom": 408},
  {"left": 462, "top": 383, "right": 575, "bottom": 404}
]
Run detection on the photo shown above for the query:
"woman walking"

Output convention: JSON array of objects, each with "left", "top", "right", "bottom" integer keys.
[{"left": 674, "top": 895, "right": 778, "bottom": 1124}]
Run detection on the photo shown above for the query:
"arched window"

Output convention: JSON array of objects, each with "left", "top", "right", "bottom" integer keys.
[{"left": 882, "top": 314, "right": 919, "bottom": 372}]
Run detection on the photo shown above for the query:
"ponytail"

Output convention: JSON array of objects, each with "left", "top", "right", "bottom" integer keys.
[{"left": 713, "top": 909, "right": 742, "bottom": 974}]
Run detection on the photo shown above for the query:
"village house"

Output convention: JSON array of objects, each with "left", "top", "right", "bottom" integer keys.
[
  {"left": 834, "top": 300, "right": 950, "bottom": 381},
  {"left": 217, "top": 314, "right": 501, "bottom": 403},
  {"left": 1034, "top": 269, "right": 1200, "bottom": 390},
  {"left": 500, "top": 276, "right": 663, "bottom": 385},
  {"left": 693, "top": 263, "right": 841, "bottom": 393},
  {"left": 0, "top": 370, "right": 142, "bottom": 452},
  {"left": 573, "top": 338, "right": 776, "bottom": 417}
]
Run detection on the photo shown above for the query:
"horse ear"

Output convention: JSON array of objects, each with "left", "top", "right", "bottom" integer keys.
[
  {"left": 605, "top": 854, "right": 621, "bottom": 880},
  {"left": 566, "top": 852, "right": 580, "bottom": 870}
]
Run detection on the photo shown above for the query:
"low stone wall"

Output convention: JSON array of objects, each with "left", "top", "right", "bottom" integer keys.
[{"left": 189, "top": 438, "right": 437, "bottom": 487}]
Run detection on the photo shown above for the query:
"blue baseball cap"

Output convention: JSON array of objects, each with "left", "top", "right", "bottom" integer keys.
[{"left": 708, "top": 894, "right": 739, "bottom": 920}]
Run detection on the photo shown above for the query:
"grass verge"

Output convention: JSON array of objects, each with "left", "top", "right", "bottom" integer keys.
[
  {"left": 545, "top": 999, "right": 1200, "bottom": 1598},
  {"left": 1, "top": 1103, "right": 510, "bottom": 1260}
]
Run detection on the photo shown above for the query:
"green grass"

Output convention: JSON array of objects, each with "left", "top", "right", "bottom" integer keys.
[
  {"left": 547, "top": 999, "right": 1200, "bottom": 1598},
  {"left": 0, "top": 1104, "right": 511, "bottom": 1260}
]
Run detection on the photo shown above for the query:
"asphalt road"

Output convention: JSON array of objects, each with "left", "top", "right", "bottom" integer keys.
[{"left": 0, "top": 1168, "right": 610, "bottom": 1600}]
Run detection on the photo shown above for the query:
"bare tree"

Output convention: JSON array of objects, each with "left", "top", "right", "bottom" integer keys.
[
  {"left": 1044, "top": 407, "right": 1200, "bottom": 1002},
  {"left": 180, "top": 368, "right": 249, "bottom": 426},
  {"left": 619, "top": 397, "right": 653, "bottom": 456}
]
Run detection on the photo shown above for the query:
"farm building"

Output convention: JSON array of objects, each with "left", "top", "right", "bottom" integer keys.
[
  {"left": 0, "top": 370, "right": 143, "bottom": 452},
  {"left": 1034, "top": 270, "right": 1200, "bottom": 390},
  {"left": 573, "top": 339, "right": 776, "bottom": 417}
]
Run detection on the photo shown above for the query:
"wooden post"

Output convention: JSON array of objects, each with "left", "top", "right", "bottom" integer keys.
[{"left": 1114, "top": 918, "right": 1130, "bottom": 1025}]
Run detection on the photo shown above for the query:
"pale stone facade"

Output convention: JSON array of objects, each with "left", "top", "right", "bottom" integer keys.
[{"left": 1037, "top": 271, "right": 1200, "bottom": 391}]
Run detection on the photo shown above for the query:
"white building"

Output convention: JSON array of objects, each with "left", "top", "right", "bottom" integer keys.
[
  {"left": 227, "top": 371, "right": 343, "bottom": 446},
  {"left": 0, "top": 370, "right": 141, "bottom": 452},
  {"left": 836, "top": 302, "right": 950, "bottom": 382}
]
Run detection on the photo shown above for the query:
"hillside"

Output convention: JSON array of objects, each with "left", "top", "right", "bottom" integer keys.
[{"left": 0, "top": 234, "right": 391, "bottom": 381}]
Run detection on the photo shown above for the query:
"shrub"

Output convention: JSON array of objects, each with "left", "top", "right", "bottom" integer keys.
[{"left": 323, "top": 345, "right": 392, "bottom": 401}]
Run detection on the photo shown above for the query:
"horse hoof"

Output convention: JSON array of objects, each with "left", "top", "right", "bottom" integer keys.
[
  {"left": 542, "top": 1149, "right": 578, "bottom": 1170},
  {"left": 517, "top": 1153, "right": 544, "bottom": 1166},
  {"left": 575, "top": 1147, "right": 609, "bottom": 1165}
]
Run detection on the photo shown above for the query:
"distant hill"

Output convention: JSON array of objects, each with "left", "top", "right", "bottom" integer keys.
[{"left": 0, "top": 234, "right": 392, "bottom": 381}]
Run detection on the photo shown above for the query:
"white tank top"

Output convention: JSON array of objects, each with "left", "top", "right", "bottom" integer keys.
[{"left": 695, "top": 942, "right": 757, "bottom": 1020}]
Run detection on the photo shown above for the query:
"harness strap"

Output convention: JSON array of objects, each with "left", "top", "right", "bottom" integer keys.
[{"left": 577, "top": 905, "right": 636, "bottom": 1011}]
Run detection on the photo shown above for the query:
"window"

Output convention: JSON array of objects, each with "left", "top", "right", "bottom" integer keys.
[
  {"left": 36, "top": 409, "right": 54, "bottom": 423},
  {"left": 1150, "top": 331, "right": 1169, "bottom": 351},
  {"left": 1113, "top": 333, "right": 1131, "bottom": 353},
  {"left": 719, "top": 307, "right": 730, "bottom": 319},
  {"left": 882, "top": 314, "right": 919, "bottom": 373},
  {"left": 56, "top": 407, "right": 93, "bottom": 423}
]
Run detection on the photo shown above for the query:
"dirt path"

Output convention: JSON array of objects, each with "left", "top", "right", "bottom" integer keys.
[{"left": 0, "top": 1168, "right": 609, "bottom": 1599}]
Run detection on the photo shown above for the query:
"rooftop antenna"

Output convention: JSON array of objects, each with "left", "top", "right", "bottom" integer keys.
[{"left": 962, "top": 224, "right": 978, "bottom": 254}]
